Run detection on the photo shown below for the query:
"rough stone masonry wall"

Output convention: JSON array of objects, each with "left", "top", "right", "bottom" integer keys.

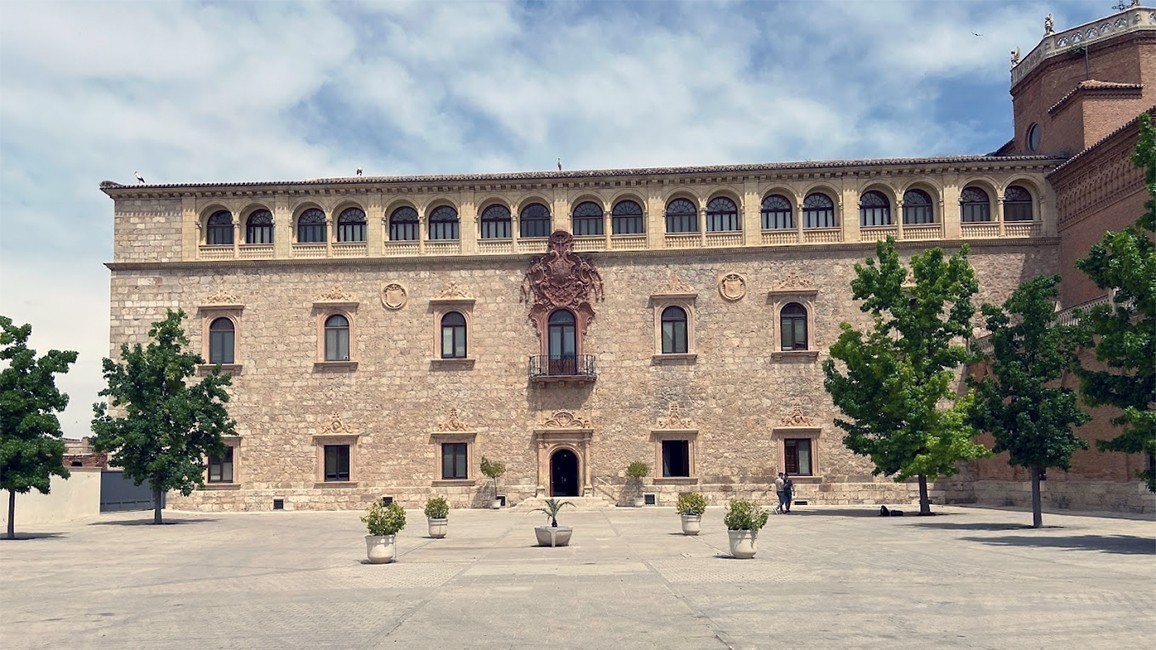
[{"left": 110, "top": 239, "right": 1057, "bottom": 512}]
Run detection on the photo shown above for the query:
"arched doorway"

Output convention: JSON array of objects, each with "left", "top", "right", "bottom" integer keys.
[{"left": 550, "top": 448, "right": 580, "bottom": 497}]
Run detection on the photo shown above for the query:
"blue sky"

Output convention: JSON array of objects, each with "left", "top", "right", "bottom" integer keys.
[{"left": 0, "top": 0, "right": 1119, "bottom": 438}]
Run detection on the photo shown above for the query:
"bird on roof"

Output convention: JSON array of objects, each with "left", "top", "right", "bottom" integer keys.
[
  {"left": 557, "top": 158, "right": 563, "bottom": 171},
  {"left": 135, "top": 171, "right": 145, "bottom": 184},
  {"left": 356, "top": 167, "right": 363, "bottom": 177}
]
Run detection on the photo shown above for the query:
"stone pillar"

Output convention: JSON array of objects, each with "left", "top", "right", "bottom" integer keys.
[
  {"left": 742, "top": 181, "right": 760, "bottom": 245},
  {"left": 647, "top": 190, "right": 665, "bottom": 249},
  {"left": 941, "top": 183, "right": 961, "bottom": 239},
  {"left": 181, "top": 195, "right": 198, "bottom": 261},
  {"left": 273, "top": 195, "right": 291, "bottom": 258},
  {"left": 842, "top": 187, "right": 860, "bottom": 242},
  {"left": 367, "top": 190, "right": 384, "bottom": 256},
  {"left": 459, "top": 189, "right": 477, "bottom": 254}
]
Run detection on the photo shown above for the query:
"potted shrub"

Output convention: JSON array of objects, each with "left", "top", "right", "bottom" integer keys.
[
  {"left": 675, "top": 492, "right": 708, "bottom": 535},
  {"left": 723, "top": 499, "right": 769, "bottom": 559},
  {"left": 361, "top": 500, "right": 407, "bottom": 564},
  {"left": 424, "top": 496, "right": 449, "bottom": 539},
  {"left": 480, "top": 455, "right": 506, "bottom": 509},
  {"left": 625, "top": 461, "right": 650, "bottom": 507},
  {"left": 531, "top": 497, "right": 575, "bottom": 547}
]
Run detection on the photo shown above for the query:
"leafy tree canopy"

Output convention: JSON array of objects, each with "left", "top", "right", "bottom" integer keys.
[
  {"left": 823, "top": 238, "right": 988, "bottom": 513},
  {"left": 1, "top": 316, "right": 78, "bottom": 538},
  {"left": 90, "top": 309, "right": 236, "bottom": 523},
  {"left": 1075, "top": 112, "right": 1156, "bottom": 491}
]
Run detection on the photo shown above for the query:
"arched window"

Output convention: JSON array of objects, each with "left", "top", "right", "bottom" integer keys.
[
  {"left": 428, "top": 205, "right": 459, "bottom": 240},
  {"left": 761, "top": 194, "right": 793, "bottom": 230},
  {"left": 665, "top": 198, "right": 698, "bottom": 233},
  {"left": 520, "top": 203, "right": 551, "bottom": 238},
  {"left": 611, "top": 200, "right": 644, "bottom": 235},
  {"left": 706, "top": 197, "right": 740, "bottom": 232},
  {"left": 859, "top": 191, "right": 892, "bottom": 227},
  {"left": 802, "top": 193, "right": 835, "bottom": 229},
  {"left": 1004, "top": 185, "right": 1033, "bottom": 222},
  {"left": 297, "top": 208, "right": 326, "bottom": 243},
  {"left": 661, "top": 306, "right": 688, "bottom": 354},
  {"left": 324, "top": 314, "right": 350, "bottom": 361},
  {"left": 960, "top": 187, "right": 991, "bottom": 223},
  {"left": 206, "top": 210, "right": 233, "bottom": 246},
  {"left": 440, "top": 312, "right": 467, "bottom": 359},
  {"left": 208, "top": 317, "right": 235, "bottom": 364},
  {"left": 572, "top": 201, "right": 604, "bottom": 236},
  {"left": 389, "top": 206, "right": 419, "bottom": 241},
  {"left": 480, "top": 205, "right": 512, "bottom": 239},
  {"left": 547, "top": 310, "right": 577, "bottom": 374},
  {"left": 245, "top": 209, "right": 273, "bottom": 244},
  {"left": 336, "top": 207, "right": 366, "bottom": 242},
  {"left": 780, "top": 303, "right": 808, "bottom": 351},
  {"left": 902, "top": 189, "right": 934, "bottom": 225}
]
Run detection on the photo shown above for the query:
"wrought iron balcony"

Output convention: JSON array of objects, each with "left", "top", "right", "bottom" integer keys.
[{"left": 529, "top": 354, "right": 597, "bottom": 383}]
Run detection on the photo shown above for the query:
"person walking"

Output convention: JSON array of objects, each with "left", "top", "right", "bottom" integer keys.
[
  {"left": 783, "top": 473, "right": 795, "bottom": 513},
  {"left": 774, "top": 472, "right": 787, "bottom": 514}
]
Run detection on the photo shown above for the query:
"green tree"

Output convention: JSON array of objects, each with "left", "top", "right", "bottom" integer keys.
[
  {"left": 0, "top": 317, "right": 78, "bottom": 539},
  {"left": 969, "top": 276, "right": 1090, "bottom": 527},
  {"left": 1074, "top": 113, "right": 1156, "bottom": 492},
  {"left": 823, "top": 238, "right": 988, "bottom": 515},
  {"left": 90, "top": 310, "right": 236, "bottom": 524}
]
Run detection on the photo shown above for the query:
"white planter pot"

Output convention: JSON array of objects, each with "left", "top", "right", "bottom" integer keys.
[
  {"left": 534, "top": 525, "right": 573, "bottom": 547},
  {"left": 632, "top": 496, "right": 645, "bottom": 507},
  {"left": 491, "top": 498, "right": 502, "bottom": 509},
  {"left": 365, "top": 534, "right": 397, "bottom": 564},
  {"left": 427, "top": 517, "right": 447, "bottom": 539},
  {"left": 727, "top": 529, "right": 758, "bottom": 559},
  {"left": 680, "top": 514, "right": 702, "bottom": 535}
]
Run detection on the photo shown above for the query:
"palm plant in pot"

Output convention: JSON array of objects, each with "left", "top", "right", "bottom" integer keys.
[
  {"left": 625, "top": 461, "right": 650, "bottom": 507},
  {"left": 480, "top": 455, "right": 506, "bottom": 509},
  {"left": 424, "top": 496, "right": 449, "bottom": 539},
  {"left": 723, "top": 499, "right": 769, "bottom": 559},
  {"left": 675, "top": 491, "right": 708, "bottom": 535},
  {"left": 361, "top": 500, "right": 407, "bottom": 564},
  {"left": 531, "top": 497, "right": 575, "bottom": 547}
]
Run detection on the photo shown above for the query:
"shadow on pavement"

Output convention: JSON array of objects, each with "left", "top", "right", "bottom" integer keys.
[
  {"left": 89, "top": 517, "right": 218, "bottom": 526},
  {"left": 788, "top": 509, "right": 892, "bottom": 518},
  {"left": 960, "top": 534, "right": 1156, "bottom": 555},
  {"left": 912, "top": 522, "right": 1036, "bottom": 531},
  {"left": 0, "top": 532, "right": 67, "bottom": 540}
]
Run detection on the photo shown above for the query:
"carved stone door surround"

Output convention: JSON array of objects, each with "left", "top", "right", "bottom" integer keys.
[{"left": 532, "top": 410, "right": 593, "bottom": 497}]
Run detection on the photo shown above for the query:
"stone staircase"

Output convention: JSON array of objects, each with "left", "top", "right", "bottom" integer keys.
[{"left": 511, "top": 495, "right": 616, "bottom": 512}]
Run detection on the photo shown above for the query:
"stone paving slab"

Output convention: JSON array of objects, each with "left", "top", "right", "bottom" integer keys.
[{"left": 1, "top": 505, "right": 1153, "bottom": 649}]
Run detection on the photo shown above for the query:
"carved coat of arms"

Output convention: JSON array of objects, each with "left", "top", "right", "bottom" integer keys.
[{"left": 521, "top": 231, "right": 604, "bottom": 338}]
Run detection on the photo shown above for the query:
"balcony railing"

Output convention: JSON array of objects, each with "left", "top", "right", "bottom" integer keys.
[{"left": 529, "top": 354, "right": 597, "bottom": 383}]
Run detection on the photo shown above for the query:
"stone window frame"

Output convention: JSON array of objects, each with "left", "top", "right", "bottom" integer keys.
[
  {"left": 313, "top": 300, "right": 359, "bottom": 370},
  {"left": 650, "top": 289, "right": 697, "bottom": 364},
  {"left": 202, "top": 435, "right": 242, "bottom": 490},
  {"left": 429, "top": 431, "right": 478, "bottom": 487},
  {"left": 313, "top": 433, "right": 359, "bottom": 486},
  {"left": 768, "top": 288, "right": 819, "bottom": 361},
  {"left": 196, "top": 304, "right": 243, "bottom": 375},
  {"left": 430, "top": 296, "right": 476, "bottom": 369},
  {"left": 650, "top": 429, "right": 699, "bottom": 485},
  {"left": 771, "top": 426, "right": 821, "bottom": 481}
]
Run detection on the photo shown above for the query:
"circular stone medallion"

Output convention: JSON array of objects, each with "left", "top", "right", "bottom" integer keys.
[
  {"left": 381, "top": 283, "right": 408, "bottom": 310},
  {"left": 718, "top": 273, "right": 747, "bottom": 301}
]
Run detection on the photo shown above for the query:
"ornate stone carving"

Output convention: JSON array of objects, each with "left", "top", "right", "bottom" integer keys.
[
  {"left": 779, "top": 406, "right": 815, "bottom": 427},
  {"left": 318, "top": 413, "right": 354, "bottom": 435},
  {"left": 521, "top": 230, "right": 603, "bottom": 338},
  {"left": 657, "top": 403, "right": 693, "bottom": 429},
  {"left": 318, "top": 286, "right": 355, "bottom": 302},
  {"left": 718, "top": 273, "right": 747, "bottom": 301},
  {"left": 381, "top": 283, "right": 408, "bottom": 310},
  {"left": 205, "top": 287, "right": 238, "bottom": 304},
  {"left": 542, "top": 410, "right": 590, "bottom": 429},
  {"left": 1010, "top": 47, "right": 1021, "bottom": 68},
  {"left": 437, "top": 407, "right": 471, "bottom": 432},
  {"left": 655, "top": 274, "right": 696, "bottom": 296},
  {"left": 435, "top": 282, "right": 471, "bottom": 299},
  {"left": 1044, "top": 13, "right": 1054, "bottom": 35},
  {"left": 777, "top": 270, "right": 815, "bottom": 290}
]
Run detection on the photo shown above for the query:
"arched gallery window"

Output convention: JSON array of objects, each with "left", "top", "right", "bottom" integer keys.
[{"left": 206, "top": 210, "right": 233, "bottom": 245}]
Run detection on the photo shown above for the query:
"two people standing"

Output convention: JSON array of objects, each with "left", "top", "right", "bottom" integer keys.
[{"left": 774, "top": 472, "right": 794, "bottom": 514}]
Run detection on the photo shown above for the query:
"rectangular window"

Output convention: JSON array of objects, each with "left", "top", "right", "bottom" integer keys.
[
  {"left": 573, "top": 216, "right": 604, "bottom": 236},
  {"left": 480, "top": 220, "right": 511, "bottom": 239},
  {"left": 662, "top": 440, "right": 691, "bottom": 477},
  {"left": 441, "top": 443, "right": 468, "bottom": 480},
  {"left": 324, "top": 445, "right": 350, "bottom": 481},
  {"left": 208, "top": 447, "right": 234, "bottom": 483},
  {"left": 785, "top": 439, "right": 812, "bottom": 476},
  {"left": 662, "top": 320, "right": 687, "bottom": 354},
  {"left": 611, "top": 214, "right": 643, "bottom": 235}
]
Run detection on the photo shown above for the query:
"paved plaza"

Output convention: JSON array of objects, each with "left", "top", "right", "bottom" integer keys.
[{"left": 2, "top": 504, "right": 1153, "bottom": 649}]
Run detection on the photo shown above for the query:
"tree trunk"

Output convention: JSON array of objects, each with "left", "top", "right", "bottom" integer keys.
[
  {"left": 1031, "top": 466, "right": 1043, "bottom": 529},
  {"left": 152, "top": 486, "right": 163, "bottom": 525},
  {"left": 7, "top": 490, "right": 15, "bottom": 540},
  {"left": 918, "top": 474, "right": 931, "bottom": 515}
]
